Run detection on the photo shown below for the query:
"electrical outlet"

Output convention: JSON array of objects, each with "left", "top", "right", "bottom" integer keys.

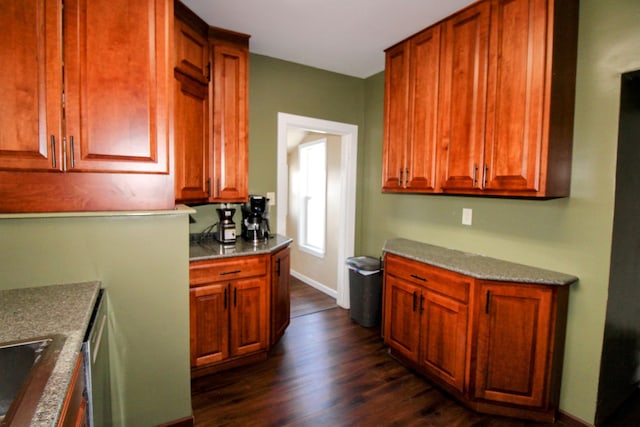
[
  {"left": 267, "top": 192, "right": 276, "bottom": 206},
  {"left": 462, "top": 208, "right": 472, "bottom": 226}
]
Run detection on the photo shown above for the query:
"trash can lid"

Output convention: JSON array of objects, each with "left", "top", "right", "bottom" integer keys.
[{"left": 346, "top": 256, "right": 380, "bottom": 271}]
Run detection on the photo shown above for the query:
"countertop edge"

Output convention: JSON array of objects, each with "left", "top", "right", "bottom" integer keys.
[
  {"left": 189, "top": 234, "right": 293, "bottom": 261},
  {"left": 383, "top": 238, "right": 578, "bottom": 286},
  {"left": 0, "top": 281, "right": 101, "bottom": 426}
]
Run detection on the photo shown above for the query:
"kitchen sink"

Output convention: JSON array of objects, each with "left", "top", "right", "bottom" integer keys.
[{"left": 0, "top": 335, "right": 64, "bottom": 426}]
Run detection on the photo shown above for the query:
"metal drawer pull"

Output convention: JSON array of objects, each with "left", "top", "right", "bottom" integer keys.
[
  {"left": 412, "top": 291, "right": 417, "bottom": 311},
  {"left": 220, "top": 270, "right": 241, "bottom": 276},
  {"left": 410, "top": 274, "right": 427, "bottom": 282}
]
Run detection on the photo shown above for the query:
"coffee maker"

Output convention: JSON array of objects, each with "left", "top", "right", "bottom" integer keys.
[
  {"left": 215, "top": 205, "right": 236, "bottom": 244},
  {"left": 241, "top": 195, "right": 270, "bottom": 242}
]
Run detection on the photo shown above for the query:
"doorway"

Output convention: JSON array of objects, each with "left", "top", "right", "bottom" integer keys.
[
  {"left": 276, "top": 113, "right": 358, "bottom": 308},
  {"left": 595, "top": 69, "right": 640, "bottom": 425}
]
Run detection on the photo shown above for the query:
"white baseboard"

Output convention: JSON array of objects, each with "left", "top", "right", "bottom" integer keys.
[{"left": 291, "top": 270, "right": 338, "bottom": 300}]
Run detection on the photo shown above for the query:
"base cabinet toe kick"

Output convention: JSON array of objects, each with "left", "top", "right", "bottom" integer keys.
[{"left": 381, "top": 241, "right": 577, "bottom": 423}]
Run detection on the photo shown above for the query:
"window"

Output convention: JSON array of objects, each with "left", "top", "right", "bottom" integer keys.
[{"left": 298, "top": 139, "right": 326, "bottom": 257}]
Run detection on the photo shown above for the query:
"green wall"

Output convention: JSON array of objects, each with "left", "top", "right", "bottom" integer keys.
[
  {"left": 0, "top": 213, "right": 192, "bottom": 426},
  {"left": 247, "top": 0, "right": 640, "bottom": 423}
]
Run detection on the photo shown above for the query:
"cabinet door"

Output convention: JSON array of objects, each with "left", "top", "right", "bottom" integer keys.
[
  {"left": 210, "top": 40, "right": 248, "bottom": 202},
  {"left": 381, "top": 42, "right": 410, "bottom": 191},
  {"left": 190, "top": 283, "right": 229, "bottom": 367},
  {"left": 406, "top": 26, "right": 441, "bottom": 191},
  {"left": 230, "top": 277, "right": 268, "bottom": 356},
  {"left": 271, "top": 247, "right": 291, "bottom": 345},
  {"left": 174, "top": 72, "right": 210, "bottom": 202},
  {"left": 63, "top": 0, "right": 170, "bottom": 173},
  {"left": 484, "top": 0, "right": 548, "bottom": 193},
  {"left": 474, "top": 282, "right": 553, "bottom": 407},
  {"left": 420, "top": 291, "right": 468, "bottom": 392},
  {"left": 439, "top": 2, "right": 490, "bottom": 192},
  {"left": 175, "top": 18, "right": 209, "bottom": 83},
  {"left": 383, "top": 273, "right": 421, "bottom": 363},
  {"left": 0, "top": 0, "right": 63, "bottom": 172}
]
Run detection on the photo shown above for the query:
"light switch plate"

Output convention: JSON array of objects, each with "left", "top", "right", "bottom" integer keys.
[
  {"left": 267, "top": 192, "right": 276, "bottom": 206},
  {"left": 462, "top": 208, "right": 472, "bottom": 226}
]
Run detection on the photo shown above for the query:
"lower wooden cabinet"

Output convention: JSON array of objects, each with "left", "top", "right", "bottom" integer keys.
[
  {"left": 271, "top": 246, "right": 291, "bottom": 345},
  {"left": 383, "top": 253, "right": 569, "bottom": 422},
  {"left": 189, "top": 247, "right": 291, "bottom": 376},
  {"left": 57, "top": 354, "right": 88, "bottom": 427}
]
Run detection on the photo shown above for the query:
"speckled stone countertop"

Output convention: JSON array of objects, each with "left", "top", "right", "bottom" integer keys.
[
  {"left": 189, "top": 233, "right": 293, "bottom": 261},
  {"left": 383, "top": 238, "right": 578, "bottom": 286},
  {"left": 0, "top": 281, "right": 101, "bottom": 426}
]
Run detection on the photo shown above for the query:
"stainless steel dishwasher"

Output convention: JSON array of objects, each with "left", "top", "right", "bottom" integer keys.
[{"left": 82, "top": 289, "right": 111, "bottom": 427}]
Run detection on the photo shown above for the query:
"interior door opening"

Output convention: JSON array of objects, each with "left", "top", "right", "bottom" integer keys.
[{"left": 276, "top": 113, "right": 358, "bottom": 308}]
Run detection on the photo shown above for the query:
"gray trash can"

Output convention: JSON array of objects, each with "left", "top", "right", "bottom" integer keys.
[{"left": 346, "top": 256, "right": 382, "bottom": 327}]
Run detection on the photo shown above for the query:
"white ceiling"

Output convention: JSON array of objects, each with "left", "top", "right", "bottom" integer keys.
[{"left": 181, "top": 0, "right": 476, "bottom": 78}]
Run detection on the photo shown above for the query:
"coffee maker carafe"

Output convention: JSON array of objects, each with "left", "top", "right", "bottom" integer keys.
[{"left": 241, "top": 195, "right": 270, "bottom": 242}]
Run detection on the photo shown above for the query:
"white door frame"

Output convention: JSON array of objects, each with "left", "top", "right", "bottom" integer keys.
[{"left": 276, "top": 112, "right": 358, "bottom": 308}]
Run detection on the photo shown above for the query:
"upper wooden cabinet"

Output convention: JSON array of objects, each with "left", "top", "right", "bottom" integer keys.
[
  {"left": 382, "top": 0, "right": 579, "bottom": 198},
  {"left": 382, "top": 26, "right": 441, "bottom": 192},
  {"left": 173, "top": 2, "right": 249, "bottom": 204},
  {"left": 0, "top": 0, "right": 174, "bottom": 212},
  {"left": 438, "top": 2, "right": 490, "bottom": 193}
]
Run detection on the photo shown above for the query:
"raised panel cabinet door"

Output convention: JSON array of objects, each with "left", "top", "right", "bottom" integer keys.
[
  {"left": 383, "top": 273, "right": 421, "bottom": 363},
  {"left": 0, "top": 0, "right": 63, "bottom": 171},
  {"left": 63, "top": 0, "right": 170, "bottom": 173},
  {"left": 439, "top": 2, "right": 490, "bottom": 192},
  {"left": 406, "top": 26, "right": 441, "bottom": 191},
  {"left": 174, "top": 18, "right": 209, "bottom": 83},
  {"left": 381, "top": 41, "right": 410, "bottom": 191},
  {"left": 230, "top": 277, "right": 268, "bottom": 357},
  {"left": 210, "top": 40, "right": 248, "bottom": 202},
  {"left": 484, "top": 0, "right": 548, "bottom": 193},
  {"left": 474, "top": 282, "right": 553, "bottom": 408},
  {"left": 271, "top": 247, "right": 291, "bottom": 345},
  {"left": 420, "top": 291, "right": 468, "bottom": 393},
  {"left": 190, "top": 283, "right": 230, "bottom": 367},
  {"left": 174, "top": 72, "right": 210, "bottom": 202}
]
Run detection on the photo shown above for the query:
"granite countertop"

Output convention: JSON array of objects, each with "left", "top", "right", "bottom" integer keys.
[
  {"left": 0, "top": 281, "right": 101, "bottom": 426},
  {"left": 383, "top": 238, "right": 578, "bottom": 286},
  {"left": 189, "top": 233, "right": 293, "bottom": 261}
]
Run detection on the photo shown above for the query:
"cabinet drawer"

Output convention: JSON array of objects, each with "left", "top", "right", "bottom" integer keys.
[
  {"left": 385, "top": 253, "right": 470, "bottom": 303},
  {"left": 190, "top": 255, "right": 268, "bottom": 286}
]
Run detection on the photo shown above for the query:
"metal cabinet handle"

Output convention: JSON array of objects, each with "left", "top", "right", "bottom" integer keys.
[
  {"left": 276, "top": 258, "right": 281, "bottom": 276},
  {"left": 50, "top": 136, "right": 57, "bottom": 168},
  {"left": 69, "top": 136, "right": 75, "bottom": 169},
  {"left": 485, "top": 290, "right": 491, "bottom": 314},
  {"left": 483, "top": 164, "right": 488, "bottom": 187},
  {"left": 410, "top": 274, "right": 427, "bottom": 282},
  {"left": 206, "top": 178, "right": 212, "bottom": 197},
  {"left": 405, "top": 168, "right": 409, "bottom": 186},
  {"left": 472, "top": 163, "right": 478, "bottom": 187},
  {"left": 412, "top": 291, "right": 417, "bottom": 312},
  {"left": 398, "top": 169, "right": 403, "bottom": 187},
  {"left": 420, "top": 294, "right": 425, "bottom": 314}
]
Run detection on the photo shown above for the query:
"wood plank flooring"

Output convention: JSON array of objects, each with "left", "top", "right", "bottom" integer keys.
[
  {"left": 191, "top": 280, "right": 636, "bottom": 427},
  {"left": 289, "top": 275, "right": 337, "bottom": 318}
]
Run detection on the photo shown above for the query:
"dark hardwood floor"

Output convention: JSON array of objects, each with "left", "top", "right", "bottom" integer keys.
[
  {"left": 191, "top": 279, "right": 637, "bottom": 427},
  {"left": 289, "top": 275, "right": 337, "bottom": 318}
]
